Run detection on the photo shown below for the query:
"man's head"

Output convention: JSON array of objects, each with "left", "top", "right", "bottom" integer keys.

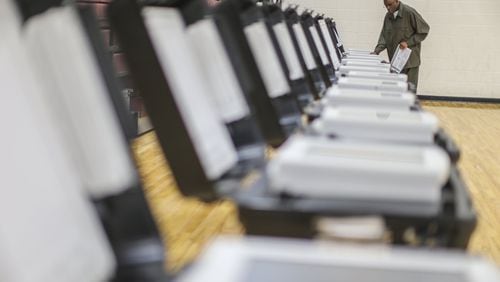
[{"left": 384, "top": 0, "right": 400, "bottom": 14}]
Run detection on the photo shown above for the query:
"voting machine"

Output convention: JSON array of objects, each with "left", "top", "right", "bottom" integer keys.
[
  {"left": 12, "top": 2, "right": 168, "bottom": 280},
  {"left": 283, "top": 5, "right": 328, "bottom": 96},
  {"left": 298, "top": 9, "right": 334, "bottom": 85},
  {"left": 180, "top": 236, "right": 500, "bottom": 282},
  {"left": 218, "top": 0, "right": 304, "bottom": 138},
  {"left": 261, "top": 3, "right": 316, "bottom": 107}
]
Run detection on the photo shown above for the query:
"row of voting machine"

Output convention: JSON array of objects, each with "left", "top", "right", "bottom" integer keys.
[
  {"left": 109, "top": 0, "right": 495, "bottom": 280},
  {"left": 1, "top": 0, "right": 498, "bottom": 281}
]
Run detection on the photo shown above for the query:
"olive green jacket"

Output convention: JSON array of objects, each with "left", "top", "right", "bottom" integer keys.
[{"left": 374, "top": 2, "right": 430, "bottom": 69}]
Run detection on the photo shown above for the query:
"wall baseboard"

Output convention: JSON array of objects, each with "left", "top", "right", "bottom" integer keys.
[{"left": 417, "top": 95, "right": 500, "bottom": 104}]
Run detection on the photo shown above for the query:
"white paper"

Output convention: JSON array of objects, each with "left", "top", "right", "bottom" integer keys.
[
  {"left": 24, "top": 7, "right": 137, "bottom": 198},
  {"left": 390, "top": 47, "right": 412, "bottom": 73},
  {"left": 244, "top": 21, "right": 290, "bottom": 98},
  {"left": 309, "top": 25, "right": 329, "bottom": 66},
  {"left": 292, "top": 23, "right": 317, "bottom": 70},
  {"left": 143, "top": 7, "right": 238, "bottom": 180},
  {"left": 187, "top": 19, "right": 250, "bottom": 123},
  {"left": 272, "top": 22, "right": 304, "bottom": 80},
  {"left": 0, "top": 38, "right": 115, "bottom": 282},
  {"left": 319, "top": 20, "right": 340, "bottom": 69}
]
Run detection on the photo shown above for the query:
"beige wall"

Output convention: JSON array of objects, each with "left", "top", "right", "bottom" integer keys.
[{"left": 290, "top": 0, "right": 500, "bottom": 97}]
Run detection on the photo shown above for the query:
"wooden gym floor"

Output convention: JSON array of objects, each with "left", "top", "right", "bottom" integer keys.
[{"left": 131, "top": 101, "right": 500, "bottom": 272}]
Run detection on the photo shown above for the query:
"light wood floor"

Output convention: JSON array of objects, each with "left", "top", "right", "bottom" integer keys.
[
  {"left": 421, "top": 101, "right": 500, "bottom": 263},
  {"left": 131, "top": 101, "right": 500, "bottom": 272},
  {"left": 131, "top": 133, "right": 243, "bottom": 272}
]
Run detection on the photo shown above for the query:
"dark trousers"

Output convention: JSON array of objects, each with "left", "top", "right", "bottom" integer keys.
[{"left": 403, "top": 66, "right": 420, "bottom": 91}]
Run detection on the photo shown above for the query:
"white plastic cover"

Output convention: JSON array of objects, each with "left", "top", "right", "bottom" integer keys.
[
  {"left": 337, "top": 77, "right": 408, "bottom": 92},
  {"left": 316, "top": 107, "right": 439, "bottom": 144},
  {"left": 180, "top": 236, "right": 500, "bottom": 282},
  {"left": 319, "top": 19, "right": 340, "bottom": 69},
  {"left": 346, "top": 48, "right": 372, "bottom": 54},
  {"left": 326, "top": 85, "right": 415, "bottom": 111},
  {"left": 332, "top": 27, "right": 344, "bottom": 48},
  {"left": 343, "top": 54, "right": 383, "bottom": 60},
  {"left": 309, "top": 25, "right": 329, "bottom": 66},
  {"left": 267, "top": 136, "right": 450, "bottom": 205},
  {"left": 345, "top": 71, "right": 408, "bottom": 82},
  {"left": 24, "top": 7, "right": 137, "bottom": 198},
  {"left": 339, "top": 65, "right": 391, "bottom": 75},
  {"left": 272, "top": 22, "right": 304, "bottom": 80},
  {"left": 244, "top": 21, "right": 290, "bottom": 98},
  {"left": 342, "top": 60, "right": 391, "bottom": 69},
  {"left": 342, "top": 58, "right": 384, "bottom": 64},
  {"left": 143, "top": 7, "right": 238, "bottom": 180},
  {"left": 187, "top": 18, "right": 250, "bottom": 123},
  {"left": 0, "top": 36, "right": 115, "bottom": 282},
  {"left": 344, "top": 53, "right": 383, "bottom": 61},
  {"left": 293, "top": 23, "right": 317, "bottom": 70}
]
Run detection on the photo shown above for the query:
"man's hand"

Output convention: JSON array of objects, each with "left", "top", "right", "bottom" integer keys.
[{"left": 399, "top": 41, "right": 408, "bottom": 49}]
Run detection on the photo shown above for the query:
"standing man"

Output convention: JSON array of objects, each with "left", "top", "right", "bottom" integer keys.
[{"left": 373, "top": 0, "right": 429, "bottom": 90}]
